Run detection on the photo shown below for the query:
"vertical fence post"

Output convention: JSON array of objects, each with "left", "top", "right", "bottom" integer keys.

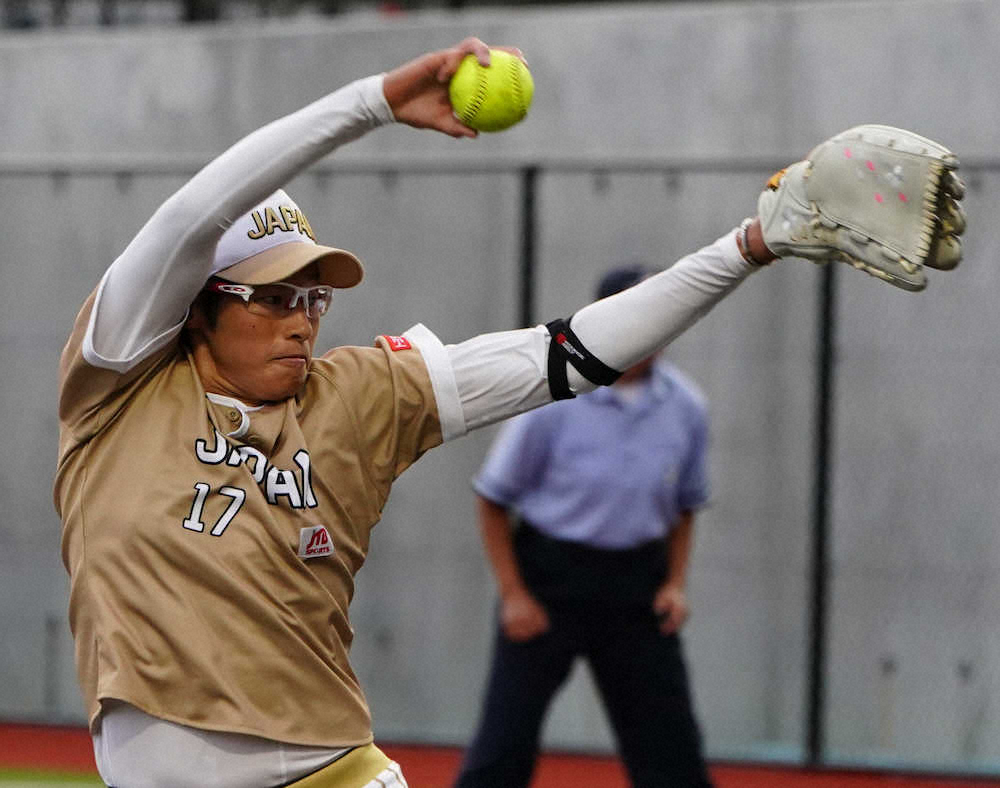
[
  {"left": 806, "top": 262, "right": 837, "bottom": 765},
  {"left": 519, "top": 166, "right": 538, "bottom": 328}
]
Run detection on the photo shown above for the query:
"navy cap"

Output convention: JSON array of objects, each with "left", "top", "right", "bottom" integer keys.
[{"left": 595, "top": 263, "right": 652, "bottom": 300}]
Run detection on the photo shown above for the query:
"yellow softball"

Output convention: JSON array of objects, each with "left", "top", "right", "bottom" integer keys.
[{"left": 449, "top": 50, "right": 534, "bottom": 133}]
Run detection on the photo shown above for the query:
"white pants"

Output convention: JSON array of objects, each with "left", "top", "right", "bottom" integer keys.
[{"left": 92, "top": 700, "right": 400, "bottom": 788}]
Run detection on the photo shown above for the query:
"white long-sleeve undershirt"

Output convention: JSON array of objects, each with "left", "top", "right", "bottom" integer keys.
[
  {"left": 84, "top": 70, "right": 758, "bottom": 440},
  {"left": 442, "top": 230, "right": 755, "bottom": 434},
  {"left": 85, "top": 74, "right": 394, "bottom": 370}
]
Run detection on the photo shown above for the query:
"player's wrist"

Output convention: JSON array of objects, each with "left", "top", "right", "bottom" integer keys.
[
  {"left": 361, "top": 74, "right": 397, "bottom": 127},
  {"left": 737, "top": 218, "right": 777, "bottom": 266}
]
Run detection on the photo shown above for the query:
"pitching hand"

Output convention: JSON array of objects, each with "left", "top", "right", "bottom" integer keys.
[
  {"left": 653, "top": 582, "right": 690, "bottom": 635},
  {"left": 500, "top": 586, "right": 550, "bottom": 642},
  {"left": 382, "top": 37, "right": 525, "bottom": 138}
]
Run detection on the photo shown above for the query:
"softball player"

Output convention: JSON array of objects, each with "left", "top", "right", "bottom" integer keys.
[{"left": 55, "top": 36, "right": 908, "bottom": 788}]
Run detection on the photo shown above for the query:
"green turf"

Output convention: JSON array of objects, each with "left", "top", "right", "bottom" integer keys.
[{"left": 0, "top": 770, "right": 103, "bottom": 786}]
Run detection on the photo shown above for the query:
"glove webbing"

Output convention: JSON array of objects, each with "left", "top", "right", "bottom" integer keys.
[{"left": 545, "top": 318, "right": 622, "bottom": 401}]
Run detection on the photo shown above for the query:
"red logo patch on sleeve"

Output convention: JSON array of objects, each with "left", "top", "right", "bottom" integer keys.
[{"left": 382, "top": 335, "right": 412, "bottom": 351}]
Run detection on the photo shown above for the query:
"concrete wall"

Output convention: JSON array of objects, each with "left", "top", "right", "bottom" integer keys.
[{"left": 1, "top": 0, "right": 998, "bottom": 772}]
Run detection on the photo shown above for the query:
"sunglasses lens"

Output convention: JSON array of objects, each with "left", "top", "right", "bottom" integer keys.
[
  {"left": 307, "top": 288, "right": 333, "bottom": 317},
  {"left": 247, "top": 285, "right": 293, "bottom": 315},
  {"left": 240, "top": 283, "right": 332, "bottom": 318}
]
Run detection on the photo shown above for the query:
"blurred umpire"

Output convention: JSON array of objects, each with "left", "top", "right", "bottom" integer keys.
[{"left": 455, "top": 266, "right": 715, "bottom": 788}]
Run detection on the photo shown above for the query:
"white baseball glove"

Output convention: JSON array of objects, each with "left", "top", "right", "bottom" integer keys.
[{"left": 758, "top": 124, "right": 966, "bottom": 291}]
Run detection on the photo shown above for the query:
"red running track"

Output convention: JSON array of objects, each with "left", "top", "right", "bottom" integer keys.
[{"left": 2, "top": 723, "right": 1000, "bottom": 788}]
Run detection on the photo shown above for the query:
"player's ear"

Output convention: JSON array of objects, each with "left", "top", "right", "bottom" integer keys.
[
  {"left": 184, "top": 292, "right": 216, "bottom": 346},
  {"left": 182, "top": 312, "right": 206, "bottom": 352},
  {"left": 185, "top": 302, "right": 206, "bottom": 334},
  {"left": 187, "top": 290, "right": 220, "bottom": 335}
]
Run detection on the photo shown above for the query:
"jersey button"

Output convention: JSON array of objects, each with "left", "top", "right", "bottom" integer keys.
[{"left": 227, "top": 409, "right": 241, "bottom": 423}]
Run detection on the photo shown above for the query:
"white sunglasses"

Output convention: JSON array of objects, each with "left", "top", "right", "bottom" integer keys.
[{"left": 208, "top": 281, "right": 334, "bottom": 319}]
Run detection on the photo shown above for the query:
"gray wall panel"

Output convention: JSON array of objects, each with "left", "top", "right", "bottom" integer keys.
[
  {"left": 1, "top": 2, "right": 996, "bottom": 161},
  {"left": 0, "top": 172, "right": 189, "bottom": 721},
  {"left": 826, "top": 171, "right": 1000, "bottom": 768},
  {"left": 0, "top": 612, "right": 48, "bottom": 718}
]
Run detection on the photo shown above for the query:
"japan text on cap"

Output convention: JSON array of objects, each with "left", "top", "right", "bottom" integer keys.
[{"left": 211, "top": 190, "right": 363, "bottom": 288}]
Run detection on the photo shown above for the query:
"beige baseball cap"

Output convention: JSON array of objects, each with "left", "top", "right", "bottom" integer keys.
[{"left": 210, "top": 189, "right": 363, "bottom": 288}]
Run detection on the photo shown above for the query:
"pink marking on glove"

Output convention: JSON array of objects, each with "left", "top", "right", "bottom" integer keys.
[
  {"left": 898, "top": 193, "right": 908, "bottom": 203},
  {"left": 844, "top": 148, "right": 853, "bottom": 158},
  {"left": 875, "top": 193, "right": 884, "bottom": 203},
  {"left": 866, "top": 160, "right": 876, "bottom": 171}
]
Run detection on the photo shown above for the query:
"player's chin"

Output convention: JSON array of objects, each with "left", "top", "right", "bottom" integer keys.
[{"left": 261, "top": 362, "right": 309, "bottom": 401}]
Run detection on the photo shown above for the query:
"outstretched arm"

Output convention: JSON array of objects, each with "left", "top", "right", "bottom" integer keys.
[
  {"left": 428, "top": 222, "right": 766, "bottom": 439},
  {"left": 426, "top": 125, "right": 961, "bottom": 440}
]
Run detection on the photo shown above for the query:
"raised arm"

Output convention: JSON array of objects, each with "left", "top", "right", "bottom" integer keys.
[{"left": 87, "top": 38, "right": 498, "bottom": 372}]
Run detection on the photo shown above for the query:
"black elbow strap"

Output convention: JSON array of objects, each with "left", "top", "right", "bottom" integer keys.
[{"left": 545, "top": 318, "right": 622, "bottom": 401}]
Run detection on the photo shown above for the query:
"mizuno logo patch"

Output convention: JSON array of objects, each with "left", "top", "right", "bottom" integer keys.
[
  {"left": 299, "top": 525, "right": 333, "bottom": 558},
  {"left": 383, "top": 335, "right": 412, "bottom": 351}
]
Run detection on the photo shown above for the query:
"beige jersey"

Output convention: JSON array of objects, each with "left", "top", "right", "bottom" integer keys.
[
  {"left": 49, "top": 60, "right": 754, "bottom": 772},
  {"left": 55, "top": 292, "right": 442, "bottom": 747}
]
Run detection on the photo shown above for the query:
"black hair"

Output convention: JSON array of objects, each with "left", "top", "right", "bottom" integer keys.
[{"left": 181, "top": 279, "right": 225, "bottom": 347}]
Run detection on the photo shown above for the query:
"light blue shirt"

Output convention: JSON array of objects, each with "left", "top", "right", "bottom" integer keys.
[{"left": 474, "top": 363, "right": 710, "bottom": 550}]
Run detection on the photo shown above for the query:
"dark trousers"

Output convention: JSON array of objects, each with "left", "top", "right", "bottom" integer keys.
[{"left": 455, "top": 526, "right": 714, "bottom": 788}]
